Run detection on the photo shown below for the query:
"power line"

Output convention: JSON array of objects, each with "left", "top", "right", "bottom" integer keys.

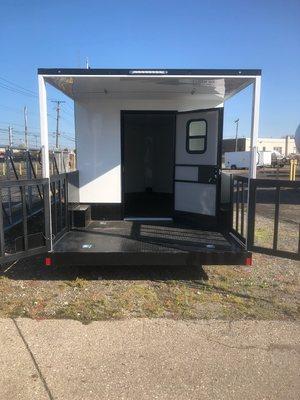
[
  {"left": 0, "top": 75, "right": 63, "bottom": 103},
  {"left": 61, "top": 108, "right": 74, "bottom": 119},
  {"left": 0, "top": 82, "right": 38, "bottom": 99},
  {"left": 0, "top": 128, "right": 40, "bottom": 136},
  {"left": 0, "top": 103, "right": 58, "bottom": 124},
  {"left": 0, "top": 121, "right": 40, "bottom": 131},
  {"left": 0, "top": 76, "right": 37, "bottom": 96}
]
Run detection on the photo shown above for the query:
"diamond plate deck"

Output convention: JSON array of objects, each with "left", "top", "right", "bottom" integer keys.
[{"left": 54, "top": 221, "right": 234, "bottom": 252}]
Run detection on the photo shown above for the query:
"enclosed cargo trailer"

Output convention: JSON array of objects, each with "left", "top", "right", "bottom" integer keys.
[{"left": 0, "top": 69, "right": 263, "bottom": 268}]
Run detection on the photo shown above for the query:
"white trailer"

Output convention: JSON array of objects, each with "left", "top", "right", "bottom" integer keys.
[
  {"left": 225, "top": 151, "right": 252, "bottom": 169},
  {"left": 225, "top": 150, "right": 272, "bottom": 169},
  {"left": 258, "top": 151, "right": 272, "bottom": 167},
  {"left": 1, "top": 68, "right": 261, "bottom": 268}
]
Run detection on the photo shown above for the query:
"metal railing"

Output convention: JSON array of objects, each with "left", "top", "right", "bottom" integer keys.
[
  {"left": 0, "top": 178, "right": 51, "bottom": 264},
  {"left": 50, "top": 173, "right": 69, "bottom": 243},
  {"left": 247, "top": 178, "right": 300, "bottom": 260},
  {"left": 230, "top": 175, "right": 248, "bottom": 245},
  {"left": 0, "top": 171, "right": 79, "bottom": 264},
  {"left": 230, "top": 175, "right": 300, "bottom": 260}
]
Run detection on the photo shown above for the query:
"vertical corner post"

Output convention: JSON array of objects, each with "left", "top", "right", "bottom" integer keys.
[
  {"left": 38, "top": 75, "right": 50, "bottom": 179},
  {"left": 38, "top": 75, "right": 53, "bottom": 250},
  {"left": 246, "top": 76, "right": 261, "bottom": 248},
  {"left": 249, "top": 76, "right": 261, "bottom": 179}
]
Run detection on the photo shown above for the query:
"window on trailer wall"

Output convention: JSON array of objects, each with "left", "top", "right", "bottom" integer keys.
[{"left": 186, "top": 119, "right": 207, "bottom": 154}]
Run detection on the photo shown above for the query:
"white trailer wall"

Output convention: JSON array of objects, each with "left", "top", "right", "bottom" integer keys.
[{"left": 75, "top": 97, "right": 221, "bottom": 204}]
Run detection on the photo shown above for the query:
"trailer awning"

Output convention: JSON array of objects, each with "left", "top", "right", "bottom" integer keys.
[{"left": 39, "top": 68, "right": 260, "bottom": 104}]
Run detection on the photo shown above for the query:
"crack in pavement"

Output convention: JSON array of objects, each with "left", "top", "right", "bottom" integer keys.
[
  {"left": 206, "top": 335, "right": 300, "bottom": 353},
  {"left": 12, "top": 319, "right": 54, "bottom": 400}
]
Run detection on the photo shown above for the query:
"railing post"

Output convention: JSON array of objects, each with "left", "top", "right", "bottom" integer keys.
[
  {"left": 241, "top": 181, "right": 245, "bottom": 237},
  {"left": 5, "top": 149, "right": 12, "bottom": 225},
  {"left": 0, "top": 188, "right": 5, "bottom": 258},
  {"left": 235, "top": 179, "right": 240, "bottom": 233},
  {"left": 230, "top": 174, "right": 234, "bottom": 230},
  {"left": 26, "top": 150, "right": 33, "bottom": 211},
  {"left": 65, "top": 174, "right": 69, "bottom": 230},
  {"left": 20, "top": 185, "right": 28, "bottom": 251},
  {"left": 43, "top": 179, "right": 52, "bottom": 251},
  {"left": 273, "top": 185, "right": 280, "bottom": 251},
  {"left": 246, "top": 178, "right": 256, "bottom": 250}
]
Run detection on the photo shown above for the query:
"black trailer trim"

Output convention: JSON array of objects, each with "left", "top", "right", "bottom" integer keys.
[{"left": 38, "top": 68, "right": 261, "bottom": 76}]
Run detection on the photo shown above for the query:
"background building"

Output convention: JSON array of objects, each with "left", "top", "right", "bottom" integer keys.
[{"left": 222, "top": 136, "right": 298, "bottom": 156}]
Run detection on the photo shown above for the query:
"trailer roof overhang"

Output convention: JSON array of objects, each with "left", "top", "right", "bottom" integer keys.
[
  {"left": 38, "top": 68, "right": 261, "bottom": 103},
  {"left": 38, "top": 68, "right": 262, "bottom": 180}
]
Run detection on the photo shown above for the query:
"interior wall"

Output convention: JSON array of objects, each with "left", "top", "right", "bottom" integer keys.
[
  {"left": 75, "top": 97, "right": 220, "bottom": 203},
  {"left": 123, "top": 114, "right": 174, "bottom": 194}
]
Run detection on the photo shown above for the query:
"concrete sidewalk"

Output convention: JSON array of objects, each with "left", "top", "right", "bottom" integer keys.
[{"left": 0, "top": 318, "right": 299, "bottom": 400}]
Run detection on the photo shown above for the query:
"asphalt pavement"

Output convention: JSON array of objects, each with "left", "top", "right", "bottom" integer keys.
[{"left": 0, "top": 318, "right": 299, "bottom": 400}]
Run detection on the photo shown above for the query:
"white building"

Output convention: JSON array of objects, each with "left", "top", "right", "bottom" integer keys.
[{"left": 223, "top": 136, "right": 297, "bottom": 156}]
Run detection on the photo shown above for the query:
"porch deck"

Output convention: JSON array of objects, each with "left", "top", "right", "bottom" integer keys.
[{"left": 52, "top": 221, "right": 250, "bottom": 266}]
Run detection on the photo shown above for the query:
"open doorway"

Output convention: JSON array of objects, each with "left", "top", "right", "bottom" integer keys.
[{"left": 122, "top": 111, "right": 176, "bottom": 218}]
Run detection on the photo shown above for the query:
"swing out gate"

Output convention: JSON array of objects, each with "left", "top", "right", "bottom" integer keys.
[
  {"left": 231, "top": 175, "right": 300, "bottom": 261},
  {"left": 0, "top": 171, "right": 78, "bottom": 265}
]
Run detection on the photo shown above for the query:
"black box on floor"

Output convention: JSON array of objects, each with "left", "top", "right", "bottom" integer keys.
[{"left": 69, "top": 204, "right": 91, "bottom": 228}]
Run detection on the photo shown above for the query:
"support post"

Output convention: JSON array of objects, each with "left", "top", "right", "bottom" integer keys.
[
  {"left": 249, "top": 76, "right": 261, "bottom": 179},
  {"left": 38, "top": 76, "right": 50, "bottom": 178},
  {"left": 246, "top": 76, "right": 261, "bottom": 249},
  {"left": 38, "top": 75, "right": 53, "bottom": 250}
]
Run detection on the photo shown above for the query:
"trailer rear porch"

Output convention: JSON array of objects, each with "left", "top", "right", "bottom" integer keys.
[{"left": 52, "top": 220, "right": 250, "bottom": 266}]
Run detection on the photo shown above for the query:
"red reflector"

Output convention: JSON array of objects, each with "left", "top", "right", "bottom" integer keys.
[
  {"left": 245, "top": 257, "right": 252, "bottom": 266},
  {"left": 45, "top": 257, "right": 52, "bottom": 266}
]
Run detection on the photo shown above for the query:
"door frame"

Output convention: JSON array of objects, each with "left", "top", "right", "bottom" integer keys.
[
  {"left": 174, "top": 107, "right": 224, "bottom": 227},
  {"left": 120, "top": 110, "right": 177, "bottom": 219}
]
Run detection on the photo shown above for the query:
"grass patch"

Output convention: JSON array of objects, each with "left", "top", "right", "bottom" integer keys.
[
  {"left": 64, "top": 278, "right": 87, "bottom": 289},
  {"left": 0, "top": 249, "right": 299, "bottom": 322}
]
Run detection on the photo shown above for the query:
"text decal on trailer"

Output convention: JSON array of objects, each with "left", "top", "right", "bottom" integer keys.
[{"left": 129, "top": 70, "right": 169, "bottom": 75}]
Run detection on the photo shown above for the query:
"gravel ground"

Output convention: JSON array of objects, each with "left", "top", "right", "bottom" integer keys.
[{"left": 0, "top": 249, "right": 298, "bottom": 322}]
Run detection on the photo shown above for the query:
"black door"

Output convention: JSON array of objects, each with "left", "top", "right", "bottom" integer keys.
[{"left": 122, "top": 111, "right": 176, "bottom": 218}]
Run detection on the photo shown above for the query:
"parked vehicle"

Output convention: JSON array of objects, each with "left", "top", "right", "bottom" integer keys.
[
  {"left": 224, "top": 151, "right": 253, "bottom": 169},
  {"left": 257, "top": 151, "right": 272, "bottom": 167},
  {"left": 225, "top": 150, "right": 273, "bottom": 170},
  {"left": 271, "top": 151, "right": 285, "bottom": 167}
]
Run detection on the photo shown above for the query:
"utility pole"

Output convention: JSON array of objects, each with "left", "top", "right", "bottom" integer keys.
[
  {"left": 52, "top": 100, "right": 65, "bottom": 149},
  {"left": 234, "top": 118, "right": 239, "bottom": 152},
  {"left": 8, "top": 125, "right": 13, "bottom": 147},
  {"left": 24, "top": 106, "right": 28, "bottom": 148}
]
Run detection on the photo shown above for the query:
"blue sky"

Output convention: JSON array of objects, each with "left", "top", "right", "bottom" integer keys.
[{"left": 0, "top": 0, "right": 299, "bottom": 148}]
